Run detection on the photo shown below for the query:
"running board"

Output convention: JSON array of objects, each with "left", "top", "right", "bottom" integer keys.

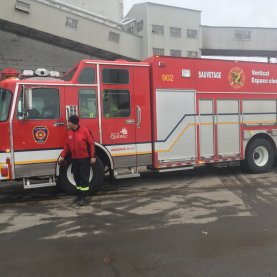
[
  {"left": 23, "top": 176, "right": 56, "bottom": 189},
  {"left": 114, "top": 173, "right": 141, "bottom": 180},
  {"left": 158, "top": 166, "right": 194, "bottom": 173},
  {"left": 114, "top": 168, "right": 140, "bottom": 180}
]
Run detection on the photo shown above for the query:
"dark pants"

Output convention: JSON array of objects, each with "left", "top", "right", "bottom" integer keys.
[{"left": 71, "top": 158, "right": 90, "bottom": 192}]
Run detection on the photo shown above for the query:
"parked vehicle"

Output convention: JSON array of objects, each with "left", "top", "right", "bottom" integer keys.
[{"left": 1, "top": 56, "right": 277, "bottom": 193}]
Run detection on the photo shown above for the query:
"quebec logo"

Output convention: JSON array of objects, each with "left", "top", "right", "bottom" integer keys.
[
  {"left": 120, "top": 128, "right": 128, "bottom": 135},
  {"left": 33, "top": 126, "right": 49, "bottom": 144},
  {"left": 110, "top": 128, "right": 128, "bottom": 140}
]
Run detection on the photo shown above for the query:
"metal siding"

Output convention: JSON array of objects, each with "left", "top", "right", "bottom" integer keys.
[
  {"left": 217, "top": 100, "right": 240, "bottom": 156},
  {"left": 199, "top": 100, "right": 214, "bottom": 158},
  {"left": 13, "top": 149, "right": 61, "bottom": 178},
  {"left": 113, "top": 155, "right": 137, "bottom": 168},
  {"left": 243, "top": 100, "right": 277, "bottom": 125},
  {"left": 15, "top": 163, "right": 56, "bottom": 178},
  {"left": 137, "top": 154, "right": 152, "bottom": 166}
]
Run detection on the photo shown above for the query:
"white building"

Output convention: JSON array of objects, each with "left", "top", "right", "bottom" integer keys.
[
  {"left": 0, "top": 0, "right": 277, "bottom": 71},
  {"left": 126, "top": 2, "right": 202, "bottom": 59}
]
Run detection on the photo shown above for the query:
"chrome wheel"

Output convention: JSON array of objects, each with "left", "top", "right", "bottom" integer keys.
[{"left": 252, "top": 146, "right": 269, "bottom": 167}]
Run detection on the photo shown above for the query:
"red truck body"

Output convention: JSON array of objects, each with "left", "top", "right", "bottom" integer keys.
[{"left": 1, "top": 56, "right": 277, "bottom": 191}]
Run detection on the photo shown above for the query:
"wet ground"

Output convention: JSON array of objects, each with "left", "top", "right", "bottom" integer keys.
[{"left": 1, "top": 166, "right": 277, "bottom": 276}]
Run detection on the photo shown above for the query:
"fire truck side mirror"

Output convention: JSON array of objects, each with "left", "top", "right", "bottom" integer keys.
[{"left": 23, "top": 87, "right": 33, "bottom": 118}]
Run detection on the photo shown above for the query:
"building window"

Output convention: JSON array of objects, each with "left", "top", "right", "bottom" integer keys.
[
  {"left": 187, "top": 29, "right": 198, "bottom": 39},
  {"left": 153, "top": 48, "right": 164, "bottom": 55},
  {"left": 137, "top": 20, "right": 143, "bottom": 32},
  {"left": 152, "top": 25, "right": 164, "bottom": 35},
  {"left": 127, "top": 26, "right": 134, "bottom": 33},
  {"left": 66, "top": 17, "right": 78, "bottom": 29},
  {"left": 170, "top": 27, "right": 181, "bottom": 38},
  {"left": 109, "top": 31, "right": 120, "bottom": 43},
  {"left": 170, "top": 49, "right": 182, "bottom": 57},
  {"left": 15, "top": 0, "right": 30, "bottom": 13},
  {"left": 234, "top": 30, "right": 251, "bottom": 40},
  {"left": 187, "top": 51, "right": 198, "bottom": 58}
]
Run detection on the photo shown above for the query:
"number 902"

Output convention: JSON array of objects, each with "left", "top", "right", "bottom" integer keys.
[{"left": 162, "top": 74, "right": 174, "bottom": 82}]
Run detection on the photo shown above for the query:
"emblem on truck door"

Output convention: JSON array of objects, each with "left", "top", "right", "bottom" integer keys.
[{"left": 33, "top": 126, "right": 49, "bottom": 144}]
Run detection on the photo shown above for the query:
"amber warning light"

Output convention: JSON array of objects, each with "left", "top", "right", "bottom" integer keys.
[{"left": 1, "top": 165, "right": 8, "bottom": 177}]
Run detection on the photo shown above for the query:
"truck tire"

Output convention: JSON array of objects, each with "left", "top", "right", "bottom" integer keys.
[
  {"left": 245, "top": 138, "right": 274, "bottom": 173},
  {"left": 58, "top": 156, "right": 105, "bottom": 195}
]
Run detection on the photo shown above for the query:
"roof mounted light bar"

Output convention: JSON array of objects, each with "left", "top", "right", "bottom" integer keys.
[{"left": 21, "top": 69, "right": 61, "bottom": 78}]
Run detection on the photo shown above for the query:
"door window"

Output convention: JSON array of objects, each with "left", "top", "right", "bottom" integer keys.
[
  {"left": 79, "top": 89, "right": 97, "bottom": 118},
  {"left": 17, "top": 88, "right": 60, "bottom": 119},
  {"left": 102, "top": 90, "right": 130, "bottom": 118},
  {"left": 102, "top": 69, "right": 129, "bottom": 84}
]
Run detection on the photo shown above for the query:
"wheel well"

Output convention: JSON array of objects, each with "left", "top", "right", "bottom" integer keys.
[
  {"left": 245, "top": 133, "right": 277, "bottom": 157},
  {"left": 95, "top": 144, "right": 113, "bottom": 170}
]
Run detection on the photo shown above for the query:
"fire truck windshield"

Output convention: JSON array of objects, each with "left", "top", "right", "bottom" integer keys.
[{"left": 0, "top": 88, "right": 12, "bottom": 122}]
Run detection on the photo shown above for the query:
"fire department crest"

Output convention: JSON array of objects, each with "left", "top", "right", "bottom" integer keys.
[
  {"left": 33, "top": 126, "right": 49, "bottom": 144},
  {"left": 228, "top": 67, "right": 245, "bottom": 89}
]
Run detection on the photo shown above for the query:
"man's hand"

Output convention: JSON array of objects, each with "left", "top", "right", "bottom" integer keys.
[
  {"left": 58, "top": 157, "right": 66, "bottom": 166},
  {"left": 90, "top": 157, "right": 96, "bottom": 164}
]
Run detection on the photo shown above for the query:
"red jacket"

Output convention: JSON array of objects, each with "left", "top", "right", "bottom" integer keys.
[{"left": 61, "top": 126, "right": 95, "bottom": 159}]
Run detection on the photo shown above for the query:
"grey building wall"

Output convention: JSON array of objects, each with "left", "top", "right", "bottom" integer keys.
[
  {"left": 202, "top": 26, "right": 277, "bottom": 57},
  {"left": 125, "top": 4, "right": 148, "bottom": 59},
  {"left": 0, "top": 0, "right": 142, "bottom": 72},
  {"left": 0, "top": 30, "right": 91, "bottom": 72},
  {"left": 61, "top": 0, "right": 124, "bottom": 21}
]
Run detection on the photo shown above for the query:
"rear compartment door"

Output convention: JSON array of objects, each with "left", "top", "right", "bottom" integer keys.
[
  {"left": 199, "top": 99, "right": 215, "bottom": 159},
  {"left": 216, "top": 99, "right": 240, "bottom": 157},
  {"left": 154, "top": 89, "right": 197, "bottom": 163}
]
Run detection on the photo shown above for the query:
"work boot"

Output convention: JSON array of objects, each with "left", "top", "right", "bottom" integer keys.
[
  {"left": 78, "top": 192, "right": 87, "bottom": 206},
  {"left": 73, "top": 191, "right": 81, "bottom": 204}
]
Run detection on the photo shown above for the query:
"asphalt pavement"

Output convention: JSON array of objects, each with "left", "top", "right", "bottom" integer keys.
[{"left": 1, "top": 166, "right": 277, "bottom": 277}]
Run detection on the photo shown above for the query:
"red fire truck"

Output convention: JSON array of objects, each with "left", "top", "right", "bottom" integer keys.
[{"left": 1, "top": 56, "right": 277, "bottom": 193}]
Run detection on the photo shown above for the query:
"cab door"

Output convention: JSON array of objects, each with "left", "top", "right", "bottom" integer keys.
[
  {"left": 12, "top": 85, "right": 66, "bottom": 178},
  {"left": 63, "top": 85, "right": 100, "bottom": 142},
  {"left": 63, "top": 64, "right": 100, "bottom": 142},
  {"left": 99, "top": 65, "right": 137, "bottom": 168}
]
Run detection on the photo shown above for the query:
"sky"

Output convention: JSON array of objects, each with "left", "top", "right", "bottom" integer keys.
[{"left": 124, "top": 0, "right": 277, "bottom": 28}]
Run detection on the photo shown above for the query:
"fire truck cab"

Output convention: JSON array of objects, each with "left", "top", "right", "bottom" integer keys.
[
  {"left": 1, "top": 56, "right": 277, "bottom": 193},
  {"left": 0, "top": 59, "right": 152, "bottom": 193}
]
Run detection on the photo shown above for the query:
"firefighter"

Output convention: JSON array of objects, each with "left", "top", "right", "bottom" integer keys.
[{"left": 59, "top": 115, "right": 96, "bottom": 206}]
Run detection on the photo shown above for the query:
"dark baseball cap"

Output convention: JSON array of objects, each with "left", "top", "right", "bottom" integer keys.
[{"left": 68, "top": 114, "right": 79, "bottom": 125}]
